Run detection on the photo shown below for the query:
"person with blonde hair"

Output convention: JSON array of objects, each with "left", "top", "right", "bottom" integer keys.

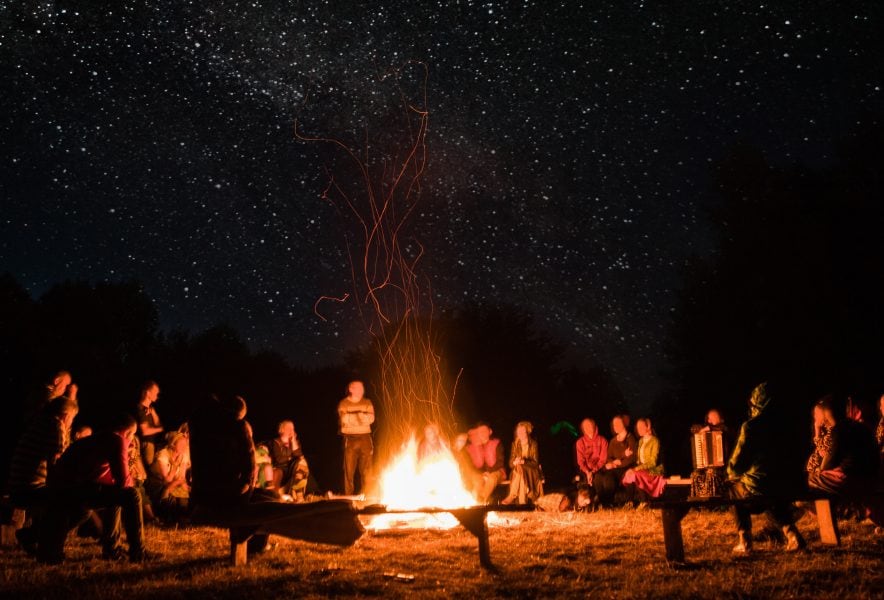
[
  {"left": 268, "top": 420, "right": 310, "bottom": 501},
  {"left": 147, "top": 430, "right": 191, "bottom": 523},
  {"left": 502, "top": 421, "right": 543, "bottom": 505}
]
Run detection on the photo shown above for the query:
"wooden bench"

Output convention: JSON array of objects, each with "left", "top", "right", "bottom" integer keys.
[
  {"left": 649, "top": 492, "right": 839, "bottom": 563},
  {"left": 359, "top": 504, "right": 534, "bottom": 569}
]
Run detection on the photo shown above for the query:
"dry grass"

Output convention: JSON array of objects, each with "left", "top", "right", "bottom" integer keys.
[{"left": 1, "top": 507, "right": 882, "bottom": 599}]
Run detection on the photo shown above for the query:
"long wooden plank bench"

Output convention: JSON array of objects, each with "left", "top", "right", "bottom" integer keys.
[
  {"left": 649, "top": 492, "right": 839, "bottom": 563},
  {"left": 358, "top": 504, "right": 535, "bottom": 570}
]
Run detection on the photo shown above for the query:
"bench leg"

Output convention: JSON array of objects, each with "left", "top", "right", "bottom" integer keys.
[
  {"left": 661, "top": 506, "right": 689, "bottom": 563},
  {"left": 451, "top": 507, "right": 493, "bottom": 570},
  {"left": 230, "top": 530, "right": 249, "bottom": 566},
  {"left": 815, "top": 499, "right": 840, "bottom": 546},
  {"left": 1, "top": 508, "right": 27, "bottom": 548}
]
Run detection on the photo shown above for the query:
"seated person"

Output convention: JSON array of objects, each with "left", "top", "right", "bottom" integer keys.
[
  {"left": 36, "top": 413, "right": 156, "bottom": 564},
  {"left": 808, "top": 395, "right": 881, "bottom": 525},
  {"left": 459, "top": 423, "right": 506, "bottom": 504},
  {"left": 267, "top": 420, "right": 310, "bottom": 501},
  {"left": 593, "top": 415, "right": 637, "bottom": 506},
  {"left": 189, "top": 395, "right": 363, "bottom": 553},
  {"left": 8, "top": 396, "right": 78, "bottom": 553},
  {"left": 147, "top": 431, "right": 191, "bottom": 523},
  {"left": 255, "top": 443, "right": 274, "bottom": 489},
  {"left": 726, "top": 382, "right": 805, "bottom": 554},
  {"left": 417, "top": 422, "right": 449, "bottom": 464},
  {"left": 622, "top": 418, "right": 666, "bottom": 500},
  {"left": 575, "top": 418, "right": 607, "bottom": 497},
  {"left": 806, "top": 401, "right": 832, "bottom": 475},
  {"left": 502, "top": 421, "right": 544, "bottom": 505}
]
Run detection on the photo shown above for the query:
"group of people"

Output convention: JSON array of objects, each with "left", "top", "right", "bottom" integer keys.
[
  {"left": 4, "top": 372, "right": 350, "bottom": 564},
  {"left": 5, "top": 369, "right": 884, "bottom": 564}
]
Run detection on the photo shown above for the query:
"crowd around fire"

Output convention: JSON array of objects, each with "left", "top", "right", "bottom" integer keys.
[{"left": 4, "top": 371, "right": 884, "bottom": 564}]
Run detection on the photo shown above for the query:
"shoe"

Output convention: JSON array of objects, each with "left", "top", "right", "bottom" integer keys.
[
  {"left": 501, "top": 497, "right": 516, "bottom": 505},
  {"left": 129, "top": 548, "right": 162, "bottom": 563},
  {"left": 783, "top": 526, "right": 806, "bottom": 552},
  {"left": 101, "top": 547, "right": 127, "bottom": 561},
  {"left": 732, "top": 532, "right": 752, "bottom": 554}
]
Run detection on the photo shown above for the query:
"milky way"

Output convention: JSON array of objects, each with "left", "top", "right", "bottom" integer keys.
[{"left": 1, "top": 2, "right": 881, "bottom": 407}]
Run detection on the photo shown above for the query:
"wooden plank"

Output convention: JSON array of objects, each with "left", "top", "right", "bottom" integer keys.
[{"left": 815, "top": 499, "right": 840, "bottom": 546}]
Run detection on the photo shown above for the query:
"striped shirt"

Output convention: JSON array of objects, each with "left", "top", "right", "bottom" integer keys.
[{"left": 8, "top": 410, "right": 68, "bottom": 492}]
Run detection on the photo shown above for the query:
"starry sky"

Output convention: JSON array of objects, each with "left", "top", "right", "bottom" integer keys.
[{"left": 1, "top": 1, "right": 881, "bottom": 408}]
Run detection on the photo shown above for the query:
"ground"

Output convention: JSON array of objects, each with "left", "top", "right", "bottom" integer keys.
[{"left": 1, "top": 507, "right": 882, "bottom": 599}]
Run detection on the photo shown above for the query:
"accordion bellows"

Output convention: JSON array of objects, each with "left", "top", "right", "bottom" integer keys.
[{"left": 692, "top": 431, "right": 725, "bottom": 469}]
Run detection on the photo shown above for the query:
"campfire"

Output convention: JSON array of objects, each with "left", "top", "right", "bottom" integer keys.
[{"left": 366, "top": 435, "right": 477, "bottom": 530}]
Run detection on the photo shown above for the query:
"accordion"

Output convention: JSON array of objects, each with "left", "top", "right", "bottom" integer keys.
[{"left": 692, "top": 430, "right": 725, "bottom": 469}]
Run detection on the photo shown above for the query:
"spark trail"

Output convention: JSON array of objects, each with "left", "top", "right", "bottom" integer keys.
[{"left": 296, "top": 61, "right": 460, "bottom": 478}]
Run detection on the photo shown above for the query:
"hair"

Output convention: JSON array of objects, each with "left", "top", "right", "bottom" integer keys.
[
  {"left": 611, "top": 414, "right": 627, "bottom": 435},
  {"left": 48, "top": 396, "right": 78, "bottom": 418},
  {"left": 230, "top": 395, "right": 248, "bottom": 419},
  {"left": 515, "top": 420, "right": 533, "bottom": 436},
  {"left": 109, "top": 412, "right": 137, "bottom": 432},
  {"left": 47, "top": 370, "right": 72, "bottom": 387},
  {"left": 140, "top": 379, "right": 159, "bottom": 398},
  {"left": 165, "top": 431, "right": 188, "bottom": 449},
  {"left": 278, "top": 420, "right": 295, "bottom": 435}
]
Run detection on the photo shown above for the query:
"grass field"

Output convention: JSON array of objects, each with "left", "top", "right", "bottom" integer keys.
[{"left": 2, "top": 506, "right": 882, "bottom": 599}]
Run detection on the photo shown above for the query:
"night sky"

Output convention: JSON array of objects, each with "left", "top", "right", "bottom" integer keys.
[{"left": 2, "top": 2, "right": 881, "bottom": 408}]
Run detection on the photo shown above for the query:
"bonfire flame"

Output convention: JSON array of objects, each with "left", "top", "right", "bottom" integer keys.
[{"left": 367, "top": 434, "right": 476, "bottom": 530}]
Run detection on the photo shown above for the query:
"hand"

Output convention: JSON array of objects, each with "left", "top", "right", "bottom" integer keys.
[
  {"left": 700, "top": 425, "right": 710, "bottom": 433},
  {"left": 624, "top": 448, "right": 633, "bottom": 456},
  {"left": 605, "top": 462, "right": 614, "bottom": 470}
]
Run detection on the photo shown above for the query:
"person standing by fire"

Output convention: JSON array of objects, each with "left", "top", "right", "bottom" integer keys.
[{"left": 338, "top": 380, "right": 375, "bottom": 496}]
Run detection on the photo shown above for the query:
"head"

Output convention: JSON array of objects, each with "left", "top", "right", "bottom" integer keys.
[
  {"left": 473, "top": 423, "right": 492, "bottom": 444},
  {"left": 611, "top": 415, "right": 626, "bottom": 436},
  {"left": 580, "top": 418, "right": 597, "bottom": 438},
  {"left": 748, "top": 383, "right": 771, "bottom": 418},
  {"left": 515, "top": 421, "right": 533, "bottom": 441},
  {"left": 635, "top": 418, "right": 652, "bottom": 437},
  {"left": 846, "top": 397, "right": 863, "bottom": 422},
  {"left": 111, "top": 413, "right": 138, "bottom": 445},
  {"left": 231, "top": 395, "right": 247, "bottom": 420},
  {"left": 423, "top": 423, "right": 440, "bottom": 443},
  {"left": 816, "top": 395, "right": 840, "bottom": 426},
  {"left": 140, "top": 380, "right": 160, "bottom": 405},
  {"left": 879, "top": 394, "right": 884, "bottom": 415},
  {"left": 47, "top": 371, "right": 72, "bottom": 399},
  {"left": 278, "top": 420, "right": 295, "bottom": 441},
  {"left": 49, "top": 396, "right": 79, "bottom": 430},
  {"left": 347, "top": 380, "right": 364, "bottom": 401},
  {"left": 166, "top": 431, "right": 188, "bottom": 454},
  {"left": 706, "top": 409, "right": 722, "bottom": 426},
  {"left": 575, "top": 485, "right": 592, "bottom": 509}
]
